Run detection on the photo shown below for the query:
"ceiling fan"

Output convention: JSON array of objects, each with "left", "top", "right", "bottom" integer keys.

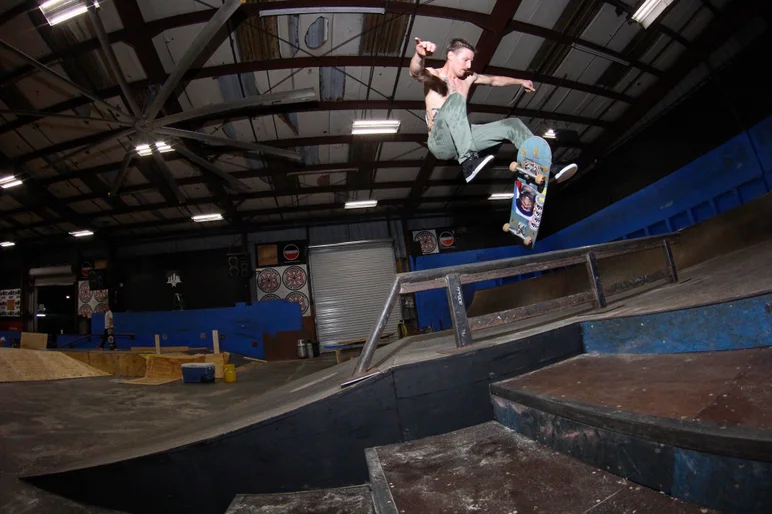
[{"left": 0, "top": 0, "right": 318, "bottom": 201}]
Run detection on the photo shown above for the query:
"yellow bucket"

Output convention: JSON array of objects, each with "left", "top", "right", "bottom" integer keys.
[{"left": 224, "top": 363, "right": 237, "bottom": 383}]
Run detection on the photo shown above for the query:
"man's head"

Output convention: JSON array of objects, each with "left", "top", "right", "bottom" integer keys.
[{"left": 445, "top": 38, "right": 475, "bottom": 77}]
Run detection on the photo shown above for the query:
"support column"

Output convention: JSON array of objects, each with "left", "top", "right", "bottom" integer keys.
[
  {"left": 585, "top": 252, "right": 607, "bottom": 308},
  {"left": 445, "top": 273, "right": 473, "bottom": 348},
  {"left": 662, "top": 239, "right": 679, "bottom": 283}
]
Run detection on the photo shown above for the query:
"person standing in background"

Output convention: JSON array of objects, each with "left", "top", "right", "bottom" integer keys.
[{"left": 97, "top": 305, "right": 115, "bottom": 350}]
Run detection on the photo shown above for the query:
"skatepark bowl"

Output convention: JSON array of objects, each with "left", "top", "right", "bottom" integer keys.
[{"left": 1, "top": 194, "right": 771, "bottom": 514}]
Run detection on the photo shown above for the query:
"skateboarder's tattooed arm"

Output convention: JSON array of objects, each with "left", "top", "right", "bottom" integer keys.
[
  {"left": 409, "top": 37, "right": 436, "bottom": 82},
  {"left": 473, "top": 75, "right": 536, "bottom": 91}
]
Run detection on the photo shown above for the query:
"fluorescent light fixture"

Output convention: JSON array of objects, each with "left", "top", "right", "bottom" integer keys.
[
  {"left": 39, "top": 0, "right": 89, "bottom": 26},
  {"left": 0, "top": 241, "right": 15, "bottom": 247},
  {"left": 352, "top": 120, "right": 401, "bottom": 135},
  {"left": 36, "top": 313, "right": 46, "bottom": 317},
  {"left": 70, "top": 230, "right": 94, "bottom": 237},
  {"left": 345, "top": 200, "right": 378, "bottom": 209},
  {"left": 570, "top": 42, "right": 630, "bottom": 66},
  {"left": 0, "top": 175, "right": 15, "bottom": 185},
  {"left": 543, "top": 128, "right": 556, "bottom": 139},
  {"left": 632, "top": 0, "right": 674, "bottom": 28},
  {"left": 260, "top": 6, "right": 385, "bottom": 17},
  {"left": 1, "top": 179, "right": 22, "bottom": 189},
  {"left": 489, "top": 193, "right": 514, "bottom": 200},
  {"left": 192, "top": 213, "right": 223, "bottom": 223},
  {"left": 136, "top": 144, "right": 152, "bottom": 156},
  {"left": 155, "top": 141, "right": 173, "bottom": 153}
]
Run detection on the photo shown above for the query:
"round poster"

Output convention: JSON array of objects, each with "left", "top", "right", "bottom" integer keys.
[
  {"left": 286, "top": 291, "right": 309, "bottom": 314},
  {"left": 282, "top": 266, "right": 307, "bottom": 290},
  {"left": 415, "top": 230, "right": 437, "bottom": 254},
  {"left": 260, "top": 294, "right": 280, "bottom": 301},
  {"left": 79, "top": 281, "right": 93, "bottom": 304},
  {"left": 257, "top": 268, "right": 281, "bottom": 293}
]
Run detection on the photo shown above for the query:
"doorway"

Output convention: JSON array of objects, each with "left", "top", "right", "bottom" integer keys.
[{"left": 36, "top": 284, "right": 77, "bottom": 336}]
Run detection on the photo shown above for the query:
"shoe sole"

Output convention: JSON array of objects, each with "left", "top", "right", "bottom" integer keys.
[
  {"left": 555, "top": 163, "right": 577, "bottom": 183},
  {"left": 465, "top": 154, "right": 495, "bottom": 183}
]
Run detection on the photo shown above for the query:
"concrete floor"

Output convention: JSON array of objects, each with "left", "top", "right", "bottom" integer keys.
[{"left": 0, "top": 355, "right": 338, "bottom": 514}]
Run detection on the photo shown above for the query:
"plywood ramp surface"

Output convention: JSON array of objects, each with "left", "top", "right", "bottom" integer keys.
[
  {"left": 60, "top": 351, "right": 148, "bottom": 377},
  {"left": 122, "top": 354, "right": 206, "bottom": 386},
  {"left": 20, "top": 332, "right": 47, "bottom": 350},
  {"left": 0, "top": 348, "right": 110, "bottom": 382}
]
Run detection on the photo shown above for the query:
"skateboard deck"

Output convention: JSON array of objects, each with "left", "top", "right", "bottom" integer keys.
[{"left": 503, "top": 136, "right": 552, "bottom": 248}]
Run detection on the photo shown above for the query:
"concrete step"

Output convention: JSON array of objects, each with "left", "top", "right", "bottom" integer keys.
[
  {"left": 225, "top": 485, "right": 373, "bottom": 514},
  {"left": 491, "top": 349, "right": 772, "bottom": 513},
  {"left": 366, "top": 421, "right": 713, "bottom": 514}
]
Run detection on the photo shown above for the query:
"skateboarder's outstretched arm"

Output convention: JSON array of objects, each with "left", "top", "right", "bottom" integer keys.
[
  {"left": 474, "top": 74, "right": 536, "bottom": 90},
  {"left": 409, "top": 38, "right": 436, "bottom": 82}
]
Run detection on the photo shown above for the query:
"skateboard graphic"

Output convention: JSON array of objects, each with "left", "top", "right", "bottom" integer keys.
[{"left": 502, "top": 136, "right": 552, "bottom": 248}]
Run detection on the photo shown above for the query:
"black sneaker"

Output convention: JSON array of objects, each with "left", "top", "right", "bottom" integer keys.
[{"left": 462, "top": 154, "right": 495, "bottom": 183}]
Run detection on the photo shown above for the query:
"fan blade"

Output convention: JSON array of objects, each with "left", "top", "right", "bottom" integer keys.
[
  {"left": 151, "top": 152, "right": 185, "bottom": 204},
  {"left": 43, "top": 128, "right": 136, "bottom": 170},
  {"left": 88, "top": 8, "right": 142, "bottom": 117},
  {"left": 0, "top": 39, "right": 132, "bottom": 121},
  {"left": 174, "top": 144, "right": 250, "bottom": 193},
  {"left": 143, "top": 0, "right": 242, "bottom": 121},
  {"left": 155, "top": 88, "right": 318, "bottom": 127},
  {"left": 0, "top": 109, "right": 134, "bottom": 127},
  {"left": 154, "top": 127, "right": 303, "bottom": 162},
  {"left": 110, "top": 151, "right": 135, "bottom": 197}
]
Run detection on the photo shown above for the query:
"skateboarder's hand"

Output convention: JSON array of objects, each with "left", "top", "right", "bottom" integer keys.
[
  {"left": 415, "top": 38, "right": 436, "bottom": 57},
  {"left": 521, "top": 80, "right": 535, "bottom": 92}
]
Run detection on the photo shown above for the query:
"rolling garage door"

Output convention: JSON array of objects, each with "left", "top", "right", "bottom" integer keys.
[{"left": 309, "top": 240, "right": 402, "bottom": 347}]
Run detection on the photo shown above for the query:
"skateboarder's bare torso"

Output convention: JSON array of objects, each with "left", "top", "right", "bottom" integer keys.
[{"left": 422, "top": 68, "right": 477, "bottom": 132}]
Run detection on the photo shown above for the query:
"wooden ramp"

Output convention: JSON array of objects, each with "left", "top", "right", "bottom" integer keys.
[{"left": 0, "top": 348, "right": 110, "bottom": 383}]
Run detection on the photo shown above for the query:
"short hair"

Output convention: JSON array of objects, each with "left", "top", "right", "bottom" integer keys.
[{"left": 446, "top": 38, "right": 476, "bottom": 56}]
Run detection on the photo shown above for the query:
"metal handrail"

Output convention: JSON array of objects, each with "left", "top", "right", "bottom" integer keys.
[{"left": 353, "top": 233, "right": 681, "bottom": 376}]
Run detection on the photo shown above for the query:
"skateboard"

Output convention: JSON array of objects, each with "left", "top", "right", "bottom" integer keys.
[{"left": 502, "top": 136, "right": 552, "bottom": 248}]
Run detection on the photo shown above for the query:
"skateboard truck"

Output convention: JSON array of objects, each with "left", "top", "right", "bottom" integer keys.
[{"left": 509, "top": 162, "right": 546, "bottom": 185}]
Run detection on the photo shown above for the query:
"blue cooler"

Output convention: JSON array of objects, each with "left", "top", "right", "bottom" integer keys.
[{"left": 181, "top": 363, "right": 215, "bottom": 384}]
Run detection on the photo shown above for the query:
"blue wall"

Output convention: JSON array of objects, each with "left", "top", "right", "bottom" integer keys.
[
  {"left": 57, "top": 301, "right": 303, "bottom": 359},
  {"left": 413, "top": 115, "right": 772, "bottom": 330},
  {"left": 581, "top": 293, "right": 772, "bottom": 354}
]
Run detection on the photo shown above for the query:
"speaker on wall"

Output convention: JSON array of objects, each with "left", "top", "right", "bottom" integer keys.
[{"left": 227, "top": 253, "right": 252, "bottom": 279}]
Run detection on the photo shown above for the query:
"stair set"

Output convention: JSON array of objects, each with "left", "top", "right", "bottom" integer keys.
[{"left": 226, "top": 293, "right": 772, "bottom": 514}]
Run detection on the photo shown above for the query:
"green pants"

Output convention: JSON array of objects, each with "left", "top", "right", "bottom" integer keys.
[{"left": 427, "top": 93, "right": 533, "bottom": 163}]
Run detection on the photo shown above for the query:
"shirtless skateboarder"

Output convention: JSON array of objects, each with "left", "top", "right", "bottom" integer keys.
[{"left": 409, "top": 37, "right": 578, "bottom": 183}]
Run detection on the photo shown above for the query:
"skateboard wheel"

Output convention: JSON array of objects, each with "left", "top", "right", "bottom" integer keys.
[
  {"left": 508, "top": 162, "right": 517, "bottom": 172},
  {"left": 536, "top": 174, "right": 545, "bottom": 185},
  {"left": 524, "top": 237, "right": 532, "bottom": 245},
  {"left": 502, "top": 223, "right": 510, "bottom": 232}
]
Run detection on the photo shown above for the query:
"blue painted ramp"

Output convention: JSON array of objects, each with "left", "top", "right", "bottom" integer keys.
[{"left": 582, "top": 292, "right": 772, "bottom": 354}]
